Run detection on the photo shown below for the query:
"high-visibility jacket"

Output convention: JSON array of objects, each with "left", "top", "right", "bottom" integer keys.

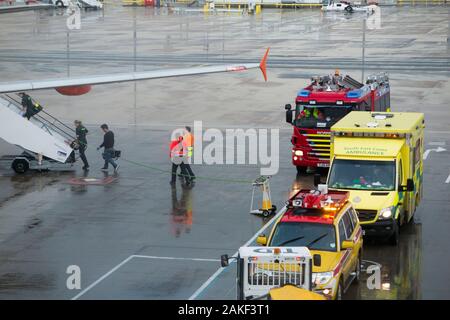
[
  {"left": 183, "top": 132, "right": 194, "bottom": 157},
  {"left": 304, "top": 108, "right": 319, "bottom": 119}
]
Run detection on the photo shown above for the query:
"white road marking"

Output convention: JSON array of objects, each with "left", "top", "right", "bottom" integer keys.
[
  {"left": 445, "top": 174, "right": 450, "bottom": 184},
  {"left": 429, "top": 141, "right": 446, "bottom": 146},
  {"left": 71, "top": 254, "right": 220, "bottom": 300},
  {"left": 188, "top": 206, "right": 287, "bottom": 300},
  {"left": 71, "top": 255, "right": 134, "bottom": 300},
  {"left": 132, "top": 255, "right": 220, "bottom": 263},
  {"left": 423, "top": 147, "right": 446, "bottom": 160}
]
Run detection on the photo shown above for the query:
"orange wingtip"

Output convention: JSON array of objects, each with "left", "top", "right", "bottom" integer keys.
[{"left": 260, "top": 48, "right": 270, "bottom": 82}]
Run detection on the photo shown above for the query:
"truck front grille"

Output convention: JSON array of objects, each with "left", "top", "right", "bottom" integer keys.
[{"left": 302, "top": 133, "right": 331, "bottom": 160}]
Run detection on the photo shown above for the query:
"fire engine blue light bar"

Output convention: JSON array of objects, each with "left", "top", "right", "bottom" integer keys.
[{"left": 298, "top": 90, "right": 310, "bottom": 97}]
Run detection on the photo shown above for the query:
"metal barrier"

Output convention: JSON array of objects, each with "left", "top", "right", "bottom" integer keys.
[
  {"left": 397, "top": 0, "right": 448, "bottom": 5},
  {"left": 212, "top": 1, "right": 322, "bottom": 9}
]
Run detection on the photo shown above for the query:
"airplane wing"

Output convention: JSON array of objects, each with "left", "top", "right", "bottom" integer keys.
[{"left": 0, "top": 48, "right": 269, "bottom": 96}]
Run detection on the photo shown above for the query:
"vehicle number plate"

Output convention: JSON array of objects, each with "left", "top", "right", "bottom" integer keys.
[{"left": 317, "top": 163, "right": 329, "bottom": 167}]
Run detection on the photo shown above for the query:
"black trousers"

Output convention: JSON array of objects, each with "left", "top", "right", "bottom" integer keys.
[
  {"left": 171, "top": 162, "right": 190, "bottom": 183},
  {"left": 79, "top": 145, "right": 89, "bottom": 168},
  {"left": 184, "top": 163, "right": 195, "bottom": 178}
]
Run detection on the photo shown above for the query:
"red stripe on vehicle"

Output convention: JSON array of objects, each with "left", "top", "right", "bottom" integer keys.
[{"left": 333, "top": 250, "right": 350, "bottom": 276}]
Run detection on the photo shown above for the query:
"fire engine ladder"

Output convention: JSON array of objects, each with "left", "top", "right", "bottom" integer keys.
[
  {"left": 0, "top": 93, "right": 75, "bottom": 163},
  {"left": 342, "top": 75, "right": 364, "bottom": 89}
]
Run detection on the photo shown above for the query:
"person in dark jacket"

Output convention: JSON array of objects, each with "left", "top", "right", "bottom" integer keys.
[
  {"left": 97, "top": 124, "right": 119, "bottom": 172},
  {"left": 74, "top": 120, "right": 89, "bottom": 170},
  {"left": 20, "top": 92, "right": 42, "bottom": 120}
]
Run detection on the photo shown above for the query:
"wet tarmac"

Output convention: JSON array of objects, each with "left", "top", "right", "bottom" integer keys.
[{"left": 0, "top": 5, "right": 449, "bottom": 299}]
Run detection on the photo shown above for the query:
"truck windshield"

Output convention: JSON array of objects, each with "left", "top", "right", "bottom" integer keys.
[
  {"left": 328, "top": 159, "right": 396, "bottom": 191},
  {"left": 294, "top": 105, "right": 352, "bottom": 129},
  {"left": 270, "top": 222, "right": 337, "bottom": 252}
]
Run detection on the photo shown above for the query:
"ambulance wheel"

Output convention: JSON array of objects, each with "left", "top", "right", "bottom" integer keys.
[
  {"left": 345, "top": 6, "right": 353, "bottom": 13},
  {"left": 336, "top": 280, "right": 343, "bottom": 300},
  {"left": 353, "top": 255, "right": 361, "bottom": 283},
  {"left": 12, "top": 159, "right": 29, "bottom": 174},
  {"left": 296, "top": 166, "right": 306, "bottom": 175},
  {"left": 389, "top": 221, "right": 399, "bottom": 246}
]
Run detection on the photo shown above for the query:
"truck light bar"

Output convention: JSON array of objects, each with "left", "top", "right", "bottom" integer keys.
[
  {"left": 289, "top": 189, "right": 349, "bottom": 212},
  {"left": 346, "top": 89, "right": 362, "bottom": 98},
  {"left": 298, "top": 90, "right": 310, "bottom": 97},
  {"left": 333, "top": 132, "right": 407, "bottom": 138},
  {"left": 346, "top": 85, "right": 371, "bottom": 99}
]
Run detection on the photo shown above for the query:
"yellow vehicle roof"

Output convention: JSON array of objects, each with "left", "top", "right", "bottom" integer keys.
[
  {"left": 334, "top": 137, "right": 404, "bottom": 157},
  {"left": 269, "top": 285, "right": 326, "bottom": 300},
  {"left": 332, "top": 111, "right": 424, "bottom": 133}
]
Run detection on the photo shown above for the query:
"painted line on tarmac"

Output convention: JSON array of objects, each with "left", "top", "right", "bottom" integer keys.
[
  {"left": 188, "top": 206, "right": 287, "bottom": 300},
  {"left": 71, "top": 254, "right": 220, "bottom": 300},
  {"left": 429, "top": 141, "right": 446, "bottom": 146},
  {"left": 132, "top": 255, "right": 220, "bottom": 263},
  {"left": 423, "top": 147, "right": 446, "bottom": 160},
  {"left": 445, "top": 174, "right": 450, "bottom": 184},
  {"left": 71, "top": 255, "right": 134, "bottom": 300}
]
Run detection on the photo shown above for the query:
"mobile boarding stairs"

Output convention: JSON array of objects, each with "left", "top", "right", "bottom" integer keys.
[{"left": 0, "top": 93, "right": 77, "bottom": 173}]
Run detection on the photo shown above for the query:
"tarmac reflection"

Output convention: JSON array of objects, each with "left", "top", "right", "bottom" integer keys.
[{"left": 170, "top": 183, "right": 194, "bottom": 238}]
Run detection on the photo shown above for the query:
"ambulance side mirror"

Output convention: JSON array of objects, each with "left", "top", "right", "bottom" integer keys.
[
  {"left": 406, "top": 179, "right": 414, "bottom": 192},
  {"left": 257, "top": 234, "right": 267, "bottom": 246},
  {"left": 220, "top": 254, "right": 229, "bottom": 268},
  {"left": 313, "top": 254, "right": 322, "bottom": 267},
  {"left": 399, "top": 178, "right": 414, "bottom": 192},
  {"left": 285, "top": 104, "right": 293, "bottom": 124}
]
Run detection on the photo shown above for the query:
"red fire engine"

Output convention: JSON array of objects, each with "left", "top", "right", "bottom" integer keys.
[{"left": 285, "top": 72, "right": 390, "bottom": 174}]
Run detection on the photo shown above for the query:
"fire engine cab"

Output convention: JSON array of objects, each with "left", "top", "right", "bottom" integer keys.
[
  {"left": 256, "top": 187, "right": 363, "bottom": 299},
  {"left": 285, "top": 72, "right": 390, "bottom": 174}
]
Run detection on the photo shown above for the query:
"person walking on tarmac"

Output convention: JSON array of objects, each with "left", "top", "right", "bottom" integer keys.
[
  {"left": 183, "top": 126, "right": 196, "bottom": 181},
  {"left": 170, "top": 136, "right": 191, "bottom": 186},
  {"left": 97, "top": 124, "right": 119, "bottom": 172},
  {"left": 74, "top": 120, "right": 89, "bottom": 170}
]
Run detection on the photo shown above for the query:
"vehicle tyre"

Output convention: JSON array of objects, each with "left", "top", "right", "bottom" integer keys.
[
  {"left": 271, "top": 205, "right": 277, "bottom": 213},
  {"left": 12, "top": 159, "right": 29, "bottom": 174},
  {"left": 345, "top": 6, "right": 353, "bottom": 12},
  {"left": 353, "top": 254, "right": 361, "bottom": 284},
  {"left": 262, "top": 210, "right": 270, "bottom": 218},
  {"left": 388, "top": 220, "right": 399, "bottom": 246},
  {"left": 296, "top": 166, "right": 306, "bottom": 175},
  {"left": 55, "top": 0, "right": 64, "bottom": 7},
  {"left": 336, "top": 280, "right": 343, "bottom": 300},
  {"left": 408, "top": 193, "right": 420, "bottom": 224}
]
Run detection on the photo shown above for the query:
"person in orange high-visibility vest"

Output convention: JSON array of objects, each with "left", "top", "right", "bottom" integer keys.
[
  {"left": 183, "top": 126, "right": 196, "bottom": 181},
  {"left": 170, "top": 136, "right": 192, "bottom": 186}
]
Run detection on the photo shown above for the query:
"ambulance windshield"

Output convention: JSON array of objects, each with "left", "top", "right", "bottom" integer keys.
[
  {"left": 270, "top": 223, "right": 337, "bottom": 252},
  {"left": 328, "top": 159, "right": 396, "bottom": 191},
  {"left": 294, "top": 105, "right": 352, "bottom": 129}
]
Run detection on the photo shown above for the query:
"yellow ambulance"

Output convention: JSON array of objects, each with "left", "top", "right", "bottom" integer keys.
[{"left": 326, "top": 112, "right": 424, "bottom": 245}]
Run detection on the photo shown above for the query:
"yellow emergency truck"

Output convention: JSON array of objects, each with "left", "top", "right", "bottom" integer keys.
[{"left": 326, "top": 112, "right": 424, "bottom": 245}]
